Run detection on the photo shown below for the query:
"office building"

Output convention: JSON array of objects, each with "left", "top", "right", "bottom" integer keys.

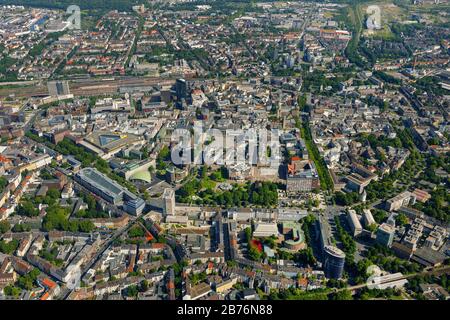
[
  {"left": 162, "top": 188, "right": 175, "bottom": 216},
  {"left": 323, "top": 245, "right": 345, "bottom": 280},
  {"left": 74, "top": 167, "right": 140, "bottom": 206},
  {"left": 317, "top": 215, "right": 332, "bottom": 252},
  {"left": 124, "top": 198, "right": 145, "bottom": 216},
  {"left": 286, "top": 159, "right": 320, "bottom": 194},
  {"left": 175, "top": 78, "right": 188, "bottom": 100},
  {"left": 376, "top": 223, "right": 395, "bottom": 247},
  {"left": 347, "top": 210, "right": 362, "bottom": 237},
  {"left": 362, "top": 209, "right": 376, "bottom": 228},
  {"left": 385, "top": 191, "right": 416, "bottom": 212}
]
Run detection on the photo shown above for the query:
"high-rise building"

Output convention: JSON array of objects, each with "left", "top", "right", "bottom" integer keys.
[
  {"left": 323, "top": 245, "right": 345, "bottom": 280},
  {"left": 376, "top": 223, "right": 395, "bottom": 247},
  {"left": 48, "top": 80, "right": 70, "bottom": 97},
  {"left": 162, "top": 188, "right": 175, "bottom": 216},
  {"left": 175, "top": 78, "right": 187, "bottom": 100}
]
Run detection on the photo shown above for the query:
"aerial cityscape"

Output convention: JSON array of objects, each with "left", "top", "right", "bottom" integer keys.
[{"left": 0, "top": 0, "right": 449, "bottom": 302}]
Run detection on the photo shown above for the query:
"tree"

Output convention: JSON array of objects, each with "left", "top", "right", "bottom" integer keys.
[
  {"left": 244, "top": 227, "right": 252, "bottom": 243},
  {"left": 248, "top": 246, "right": 262, "bottom": 261},
  {"left": 17, "top": 200, "right": 39, "bottom": 217},
  {"left": 42, "top": 204, "right": 93, "bottom": 233},
  {"left": 334, "top": 216, "right": 356, "bottom": 256},
  {"left": 295, "top": 248, "right": 316, "bottom": 266},
  {"left": 128, "top": 226, "right": 145, "bottom": 238},
  {"left": 12, "top": 223, "right": 31, "bottom": 233},
  {"left": 327, "top": 279, "right": 347, "bottom": 289},
  {"left": 395, "top": 213, "right": 408, "bottom": 227},
  {"left": 0, "top": 220, "right": 10, "bottom": 234},
  {"left": 47, "top": 188, "right": 60, "bottom": 199},
  {"left": 372, "top": 209, "right": 388, "bottom": 224},
  {"left": 83, "top": 193, "right": 97, "bottom": 212},
  {"left": 334, "top": 191, "right": 359, "bottom": 206},
  {"left": 0, "top": 176, "right": 7, "bottom": 192},
  {"left": 263, "top": 237, "right": 276, "bottom": 249},
  {"left": 199, "top": 166, "right": 207, "bottom": 179},
  {"left": 366, "top": 223, "right": 377, "bottom": 233},
  {"left": 329, "top": 289, "right": 353, "bottom": 300},
  {"left": 78, "top": 220, "right": 95, "bottom": 233},
  {"left": 0, "top": 239, "right": 19, "bottom": 254},
  {"left": 157, "top": 145, "right": 170, "bottom": 162},
  {"left": 139, "top": 280, "right": 149, "bottom": 292},
  {"left": 3, "top": 285, "right": 21, "bottom": 297},
  {"left": 124, "top": 285, "right": 139, "bottom": 297},
  {"left": 210, "top": 170, "right": 223, "bottom": 181}
]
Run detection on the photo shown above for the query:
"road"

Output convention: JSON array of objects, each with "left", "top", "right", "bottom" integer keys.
[
  {"left": 61, "top": 217, "right": 137, "bottom": 299},
  {"left": 23, "top": 134, "right": 140, "bottom": 299}
]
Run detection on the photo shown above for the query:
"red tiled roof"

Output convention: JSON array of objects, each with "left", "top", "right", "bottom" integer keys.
[
  {"left": 42, "top": 277, "right": 57, "bottom": 289},
  {"left": 151, "top": 243, "right": 164, "bottom": 249},
  {"left": 40, "top": 292, "right": 50, "bottom": 300}
]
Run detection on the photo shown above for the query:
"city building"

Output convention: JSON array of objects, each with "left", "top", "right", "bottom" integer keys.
[
  {"left": 362, "top": 209, "right": 376, "bottom": 228},
  {"left": 74, "top": 167, "right": 140, "bottom": 205},
  {"left": 347, "top": 210, "right": 362, "bottom": 237},
  {"left": 176, "top": 78, "right": 188, "bottom": 100},
  {"left": 162, "top": 188, "right": 175, "bottom": 216},
  {"left": 286, "top": 159, "right": 320, "bottom": 194},
  {"left": 385, "top": 191, "right": 416, "bottom": 212},
  {"left": 124, "top": 198, "right": 145, "bottom": 216},
  {"left": 323, "top": 245, "right": 345, "bottom": 280},
  {"left": 253, "top": 222, "right": 279, "bottom": 238},
  {"left": 376, "top": 223, "right": 396, "bottom": 248}
]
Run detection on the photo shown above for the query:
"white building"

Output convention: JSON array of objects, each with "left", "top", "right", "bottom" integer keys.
[
  {"left": 362, "top": 209, "right": 376, "bottom": 228},
  {"left": 253, "top": 222, "right": 279, "bottom": 238},
  {"left": 347, "top": 210, "right": 362, "bottom": 237}
]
